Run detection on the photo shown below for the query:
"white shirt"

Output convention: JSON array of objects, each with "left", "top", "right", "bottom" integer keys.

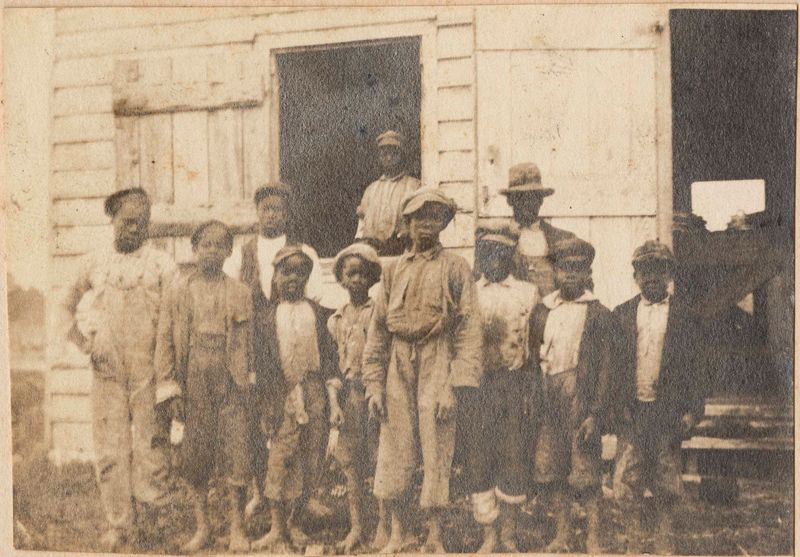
[
  {"left": 223, "top": 234, "right": 325, "bottom": 305},
  {"left": 276, "top": 300, "right": 321, "bottom": 385},
  {"left": 635, "top": 295, "right": 670, "bottom": 402},
  {"left": 476, "top": 275, "right": 539, "bottom": 371},
  {"left": 540, "top": 290, "right": 596, "bottom": 375},
  {"left": 518, "top": 220, "right": 549, "bottom": 258}
]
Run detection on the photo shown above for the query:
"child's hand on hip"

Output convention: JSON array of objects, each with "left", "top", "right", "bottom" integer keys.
[{"left": 435, "top": 386, "right": 456, "bottom": 422}]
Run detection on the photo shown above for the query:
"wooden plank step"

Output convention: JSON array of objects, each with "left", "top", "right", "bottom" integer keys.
[{"left": 682, "top": 436, "right": 793, "bottom": 451}]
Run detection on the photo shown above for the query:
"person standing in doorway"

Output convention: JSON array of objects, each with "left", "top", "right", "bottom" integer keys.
[
  {"left": 355, "top": 130, "right": 421, "bottom": 256},
  {"left": 500, "top": 163, "right": 577, "bottom": 297},
  {"left": 64, "top": 188, "right": 176, "bottom": 552}
]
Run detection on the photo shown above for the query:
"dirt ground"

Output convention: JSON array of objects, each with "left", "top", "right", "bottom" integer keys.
[{"left": 13, "top": 452, "right": 793, "bottom": 555}]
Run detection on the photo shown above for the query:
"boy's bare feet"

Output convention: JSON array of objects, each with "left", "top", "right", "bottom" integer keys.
[
  {"left": 476, "top": 525, "right": 498, "bottom": 554},
  {"left": 100, "top": 528, "right": 125, "bottom": 553},
  {"left": 289, "top": 524, "right": 311, "bottom": 548},
  {"left": 252, "top": 528, "right": 284, "bottom": 552},
  {"left": 181, "top": 527, "right": 210, "bottom": 554},
  {"left": 244, "top": 490, "right": 263, "bottom": 521},
  {"left": 371, "top": 508, "right": 389, "bottom": 550},
  {"left": 228, "top": 525, "right": 250, "bottom": 553},
  {"left": 337, "top": 527, "right": 362, "bottom": 554},
  {"left": 422, "top": 517, "right": 446, "bottom": 554}
]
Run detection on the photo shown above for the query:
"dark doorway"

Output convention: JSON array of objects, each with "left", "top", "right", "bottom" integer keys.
[
  {"left": 671, "top": 9, "right": 797, "bottom": 234},
  {"left": 277, "top": 39, "right": 422, "bottom": 258}
]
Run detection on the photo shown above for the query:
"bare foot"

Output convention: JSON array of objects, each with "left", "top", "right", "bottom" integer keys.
[
  {"left": 476, "top": 527, "right": 498, "bottom": 554},
  {"left": 378, "top": 531, "right": 407, "bottom": 555},
  {"left": 228, "top": 526, "right": 250, "bottom": 553},
  {"left": 289, "top": 525, "right": 311, "bottom": 548},
  {"left": 544, "top": 535, "right": 570, "bottom": 554},
  {"left": 244, "top": 491, "right": 263, "bottom": 521},
  {"left": 252, "top": 528, "right": 284, "bottom": 552},
  {"left": 181, "top": 527, "right": 210, "bottom": 554},
  {"left": 100, "top": 528, "right": 125, "bottom": 553},
  {"left": 423, "top": 539, "right": 446, "bottom": 554},
  {"left": 371, "top": 522, "right": 389, "bottom": 550},
  {"left": 337, "top": 528, "right": 362, "bottom": 554},
  {"left": 585, "top": 532, "right": 602, "bottom": 555}
]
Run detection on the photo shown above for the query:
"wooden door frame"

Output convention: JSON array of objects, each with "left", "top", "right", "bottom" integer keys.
[{"left": 254, "top": 19, "right": 438, "bottom": 192}]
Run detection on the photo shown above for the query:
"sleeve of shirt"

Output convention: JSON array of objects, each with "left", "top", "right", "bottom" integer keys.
[
  {"left": 63, "top": 252, "right": 95, "bottom": 352},
  {"left": 447, "top": 258, "right": 483, "bottom": 388},
  {"left": 223, "top": 246, "right": 243, "bottom": 280},
  {"left": 154, "top": 281, "right": 182, "bottom": 404},
  {"left": 361, "top": 280, "right": 391, "bottom": 400},
  {"left": 302, "top": 244, "right": 325, "bottom": 305}
]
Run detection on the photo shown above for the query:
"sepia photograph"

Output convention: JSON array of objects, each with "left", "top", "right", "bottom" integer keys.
[{"left": 3, "top": 3, "right": 796, "bottom": 556}]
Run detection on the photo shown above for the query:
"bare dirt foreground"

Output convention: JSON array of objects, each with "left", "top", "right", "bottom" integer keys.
[{"left": 13, "top": 452, "right": 793, "bottom": 555}]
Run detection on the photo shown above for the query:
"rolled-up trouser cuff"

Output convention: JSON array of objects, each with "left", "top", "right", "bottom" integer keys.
[{"left": 471, "top": 488, "right": 499, "bottom": 525}]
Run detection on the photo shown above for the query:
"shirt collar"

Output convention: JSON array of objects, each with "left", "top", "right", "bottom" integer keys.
[
  {"left": 402, "top": 242, "right": 443, "bottom": 262},
  {"left": 258, "top": 234, "right": 287, "bottom": 250},
  {"left": 520, "top": 219, "right": 543, "bottom": 232},
  {"left": 543, "top": 289, "right": 596, "bottom": 309},
  {"left": 640, "top": 294, "right": 670, "bottom": 307},
  {"left": 333, "top": 298, "right": 374, "bottom": 318}
]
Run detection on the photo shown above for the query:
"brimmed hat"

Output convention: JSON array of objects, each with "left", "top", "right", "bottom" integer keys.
[
  {"left": 400, "top": 188, "right": 457, "bottom": 225},
  {"left": 273, "top": 245, "right": 312, "bottom": 269},
  {"left": 632, "top": 240, "right": 675, "bottom": 268},
  {"left": 254, "top": 182, "right": 292, "bottom": 206},
  {"left": 377, "top": 130, "right": 404, "bottom": 149},
  {"left": 551, "top": 237, "right": 595, "bottom": 265},
  {"left": 475, "top": 223, "right": 520, "bottom": 248},
  {"left": 104, "top": 188, "right": 150, "bottom": 217},
  {"left": 333, "top": 242, "right": 382, "bottom": 283},
  {"left": 500, "top": 163, "right": 555, "bottom": 197}
]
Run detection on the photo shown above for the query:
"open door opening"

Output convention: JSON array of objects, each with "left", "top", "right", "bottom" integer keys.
[{"left": 277, "top": 38, "right": 422, "bottom": 258}]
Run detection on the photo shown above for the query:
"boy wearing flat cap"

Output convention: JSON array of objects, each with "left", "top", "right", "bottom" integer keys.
[
  {"left": 529, "top": 237, "right": 615, "bottom": 554},
  {"left": 64, "top": 188, "right": 176, "bottom": 551},
  {"left": 469, "top": 224, "right": 540, "bottom": 553},
  {"left": 355, "top": 130, "right": 421, "bottom": 256},
  {"left": 501, "top": 163, "right": 577, "bottom": 297},
  {"left": 362, "top": 188, "right": 482, "bottom": 553},
  {"left": 251, "top": 246, "right": 343, "bottom": 553},
  {"left": 611, "top": 241, "right": 705, "bottom": 554}
]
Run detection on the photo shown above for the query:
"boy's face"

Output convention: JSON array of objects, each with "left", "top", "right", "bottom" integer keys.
[
  {"left": 508, "top": 193, "right": 544, "bottom": 227},
  {"left": 112, "top": 197, "right": 150, "bottom": 253},
  {"left": 194, "top": 224, "right": 232, "bottom": 274},
  {"left": 554, "top": 256, "right": 591, "bottom": 300},
  {"left": 407, "top": 203, "right": 450, "bottom": 249},
  {"left": 477, "top": 242, "right": 514, "bottom": 283},
  {"left": 340, "top": 256, "right": 375, "bottom": 297},
  {"left": 378, "top": 146, "right": 403, "bottom": 175},
  {"left": 634, "top": 261, "right": 672, "bottom": 303},
  {"left": 257, "top": 194, "right": 288, "bottom": 238},
  {"left": 274, "top": 255, "right": 311, "bottom": 301}
]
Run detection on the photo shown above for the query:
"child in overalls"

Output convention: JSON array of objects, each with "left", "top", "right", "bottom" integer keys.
[
  {"left": 327, "top": 242, "right": 384, "bottom": 553},
  {"left": 470, "top": 224, "right": 540, "bottom": 553},
  {"left": 154, "top": 220, "right": 254, "bottom": 553},
  {"left": 64, "top": 188, "right": 175, "bottom": 552},
  {"left": 362, "top": 188, "right": 482, "bottom": 554},
  {"left": 251, "top": 246, "right": 343, "bottom": 553},
  {"left": 529, "top": 237, "right": 615, "bottom": 554}
]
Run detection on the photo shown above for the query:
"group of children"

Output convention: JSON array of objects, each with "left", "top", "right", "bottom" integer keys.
[{"left": 75, "top": 176, "right": 703, "bottom": 555}]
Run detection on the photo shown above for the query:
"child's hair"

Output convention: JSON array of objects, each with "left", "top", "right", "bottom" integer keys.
[
  {"left": 334, "top": 254, "right": 382, "bottom": 285},
  {"left": 191, "top": 219, "right": 234, "bottom": 252}
]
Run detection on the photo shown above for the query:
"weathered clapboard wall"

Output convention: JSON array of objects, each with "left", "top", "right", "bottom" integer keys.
[{"left": 47, "top": 5, "right": 673, "bottom": 462}]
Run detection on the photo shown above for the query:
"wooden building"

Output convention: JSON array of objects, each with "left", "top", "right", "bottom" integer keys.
[{"left": 44, "top": 6, "right": 795, "bottom": 462}]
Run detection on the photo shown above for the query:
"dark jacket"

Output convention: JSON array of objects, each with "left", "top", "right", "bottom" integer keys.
[
  {"left": 253, "top": 298, "right": 339, "bottom": 433},
  {"left": 611, "top": 295, "right": 706, "bottom": 433},
  {"left": 529, "top": 297, "right": 617, "bottom": 432},
  {"left": 512, "top": 220, "right": 578, "bottom": 290}
]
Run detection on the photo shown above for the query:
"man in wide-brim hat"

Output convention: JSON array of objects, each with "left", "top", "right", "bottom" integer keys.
[{"left": 500, "top": 162, "right": 577, "bottom": 297}]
